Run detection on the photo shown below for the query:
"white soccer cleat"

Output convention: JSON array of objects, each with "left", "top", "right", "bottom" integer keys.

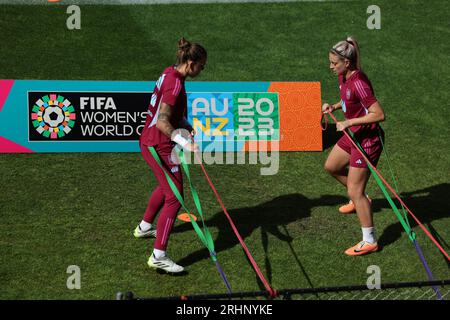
[
  {"left": 133, "top": 225, "right": 157, "bottom": 238},
  {"left": 147, "top": 254, "right": 184, "bottom": 273}
]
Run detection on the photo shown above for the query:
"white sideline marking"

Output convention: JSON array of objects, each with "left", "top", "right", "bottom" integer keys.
[{"left": 0, "top": 0, "right": 348, "bottom": 5}]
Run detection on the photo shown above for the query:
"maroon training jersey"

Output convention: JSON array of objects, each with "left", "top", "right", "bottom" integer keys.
[
  {"left": 338, "top": 70, "right": 379, "bottom": 136},
  {"left": 140, "top": 65, "right": 187, "bottom": 153}
]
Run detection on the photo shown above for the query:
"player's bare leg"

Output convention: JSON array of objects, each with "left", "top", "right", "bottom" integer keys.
[
  {"left": 345, "top": 166, "right": 378, "bottom": 256},
  {"left": 324, "top": 144, "right": 350, "bottom": 186},
  {"left": 347, "top": 167, "right": 372, "bottom": 227}
]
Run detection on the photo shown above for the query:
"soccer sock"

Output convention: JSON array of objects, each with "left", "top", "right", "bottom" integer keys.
[
  {"left": 362, "top": 227, "right": 376, "bottom": 244},
  {"left": 139, "top": 220, "right": 152, "bottom": 231},
  {"left": 153, "top": 249, "right": 166, "bottom": 259}
]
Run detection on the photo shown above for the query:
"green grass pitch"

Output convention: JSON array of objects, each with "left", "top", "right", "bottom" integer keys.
[{"left": 0, "top": 0, "right": 449, "bottom": 299}]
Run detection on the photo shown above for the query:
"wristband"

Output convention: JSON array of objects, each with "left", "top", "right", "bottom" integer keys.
[{"left": 172, "top": 133, "right": 189, "bottom": 147}]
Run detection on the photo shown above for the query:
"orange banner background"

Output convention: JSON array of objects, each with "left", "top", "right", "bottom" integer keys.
[{"left": 244, "top": 82, "right": 322, "bottom": 151}]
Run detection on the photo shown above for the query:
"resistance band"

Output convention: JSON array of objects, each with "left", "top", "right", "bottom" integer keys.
[
  {"left": 148, "top": 146, "right": 232, "bottom": 294},
  {"left": 190, "top": 137, "right": 277, "bottom": 297}
]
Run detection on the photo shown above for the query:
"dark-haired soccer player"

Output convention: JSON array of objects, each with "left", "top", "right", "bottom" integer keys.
[{"left": 134, "top": 38, "right": 206, "bottom": 272}]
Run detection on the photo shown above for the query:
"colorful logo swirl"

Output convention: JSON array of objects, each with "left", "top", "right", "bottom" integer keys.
[{"left": 31, "top": 94, "right": 76, "bottom": 139}]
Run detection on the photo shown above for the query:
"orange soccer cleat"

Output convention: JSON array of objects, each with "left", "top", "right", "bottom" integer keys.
[
  {"left": 345, "top": 241, "right": 378, "bottom": 256},
  {"left": 339, "top": 195, "right": 372, "bottom": 214}
]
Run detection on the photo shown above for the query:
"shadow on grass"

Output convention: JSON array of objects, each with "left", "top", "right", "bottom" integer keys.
[
  {"left": 172, "top": 193, "right": 347, "bottom": 289},
  {"left": 155, "top": 269, "right": 189, "bottom": 277},
  {"left": 374, "top": 183, "right": 450, "bottom": 262},
  {"left": 169, "top": 183, "right": 450, "bottom": 288},
  {"left": 323, "top": 124, "right": 341, "bottom": 151}
]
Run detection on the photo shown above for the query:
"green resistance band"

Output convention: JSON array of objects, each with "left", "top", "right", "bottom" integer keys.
[
  {"left": 148, "top": 146, "right": 217, "bottom": 262},
  {"left": 378, "top": 129, "right": 412, "bottom": 231}
]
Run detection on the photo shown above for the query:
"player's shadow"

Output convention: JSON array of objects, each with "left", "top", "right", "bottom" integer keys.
[
  {"left": 374, "top": 183, "right": 450, "bottom": 265},
  {"left": 172, "top": 193, "right": 347, "bottom": 288},
  {"left": 322, "top": 124, "right": 341, "bottom": 150}
]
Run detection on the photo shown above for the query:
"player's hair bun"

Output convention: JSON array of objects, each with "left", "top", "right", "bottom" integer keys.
[
  {"left": 175, "top": 37, "right": 207, "bottom": 65},
  {"left": 178, "top": 37, "right": 192, "bottom": 51}
]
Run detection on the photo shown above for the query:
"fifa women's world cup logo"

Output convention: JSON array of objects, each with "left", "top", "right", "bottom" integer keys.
[{"left": 31, "top": 94, "right": 76, "bottom": 139}]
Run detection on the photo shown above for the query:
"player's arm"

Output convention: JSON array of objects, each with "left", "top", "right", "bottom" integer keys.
[
  {"left": 336, "top": 101, "right": 385, "bottom": 131},
  {"left": 156, "top": 103, "right": 199, "bottom": 151},
  {"left": 347, "top": 101, "right": 385, "bottom": 126},
  {"left": 156, "top": 103, "right": 175, "bottom": 137},
  {"left": 331, "top": 101, "right": 342, "bottom": 110},
  {"left": 322, "top": 101, "right": 342, "bottom": 113}
]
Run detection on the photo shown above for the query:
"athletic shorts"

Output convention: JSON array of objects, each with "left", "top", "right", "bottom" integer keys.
[{"left": 336, "top": 131, "right": 384, "bottom": 168}]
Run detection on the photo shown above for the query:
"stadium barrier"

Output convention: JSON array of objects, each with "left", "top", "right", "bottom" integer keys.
[{"left": 116, "top": 279, "right": 450, "bottom": 300}]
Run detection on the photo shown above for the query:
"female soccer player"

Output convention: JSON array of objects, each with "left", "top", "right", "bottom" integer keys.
[
  {"left": 323, "top": 37, "right": 385, "bottom": 256},
  {"left": 134, "top": 38, "right": 207, "bottom": 272}
]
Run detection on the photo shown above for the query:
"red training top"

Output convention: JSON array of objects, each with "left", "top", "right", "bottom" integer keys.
[
  {"left": 140, "top": 65, "right": 187, "bottom": 153},
  {"left": 338, "top": 70, "right": 380, "bottom": 136}
]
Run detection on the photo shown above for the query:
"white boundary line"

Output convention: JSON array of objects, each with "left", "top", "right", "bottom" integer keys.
[{"left": 0, "top": 0, "right": 350, "bottom": 5}]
